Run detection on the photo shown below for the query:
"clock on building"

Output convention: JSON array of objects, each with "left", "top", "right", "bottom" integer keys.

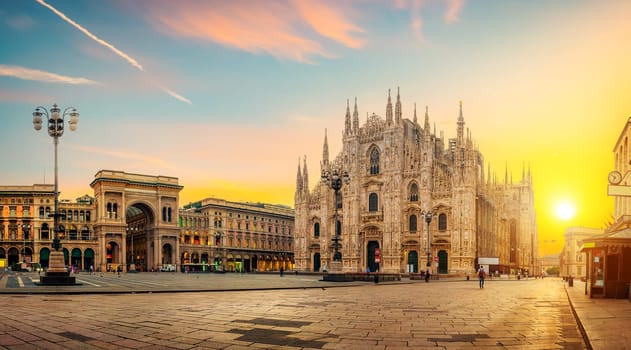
[{"left": 608, "top": 171, "right": 622, "bottom": 185}]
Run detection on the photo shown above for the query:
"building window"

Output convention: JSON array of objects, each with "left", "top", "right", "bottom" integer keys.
[
  {"left": 409, "top": 183, "right": 419, "bottom": 202},
  {"left": 409, "top": 214, "right": 417, "bottom": 232},
  {"left": 368, "top": 193, "right": 378, "bottom": 212},
  {"left": 313, "top": 222, "right": 320, "bottom": 237},
  {"left": 370, "top": 148, "right": 380, "bottom": 175},
  {"left": 438, "top": 213, "right": 447, "bottom": 231}
]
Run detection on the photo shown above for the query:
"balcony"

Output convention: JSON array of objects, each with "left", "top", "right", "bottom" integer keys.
[{"left": 361, "top": 210, "right": 384, "bottom": 223}]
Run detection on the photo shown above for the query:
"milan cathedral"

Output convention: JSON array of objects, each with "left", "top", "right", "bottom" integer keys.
[{"left": 293, "top": 89, "right": 537, "bottom": 276}]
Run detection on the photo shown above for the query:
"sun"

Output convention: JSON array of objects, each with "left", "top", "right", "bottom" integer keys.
[{"left": 555, "top": 202, "right": 576, "bottom": 221}]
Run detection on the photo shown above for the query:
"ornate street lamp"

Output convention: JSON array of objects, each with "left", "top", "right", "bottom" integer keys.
[
  {"left": 21, "top": 223, "right": 30, "bottom": 264},
  {"left": 421, "top": 210, "right": 435, "bottom": 269},
  {"left": 321, "top": 169, "right": 350, "bottom": 262},
  {"left": 33, "top": 103, "right": 79, "bottom": 284},
  {"left": 126, "top": 226, "right": 137, "bottom": 272},
  {"left": 32, "top": 104, "right": 79, "bottom": 252}
]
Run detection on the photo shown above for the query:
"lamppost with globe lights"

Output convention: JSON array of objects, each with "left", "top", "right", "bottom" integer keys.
[
  {"left": 126, "top": 226, "right": 137, "bottom": 272},
  {"left": 21, "top": 223, "right": 30, "bottom": 264},
  {"left": 321, "top": 169, "right": 350, "bottom": 264},
  {"left": 32, "top": 103, "right": 79, "bottom": 284}
]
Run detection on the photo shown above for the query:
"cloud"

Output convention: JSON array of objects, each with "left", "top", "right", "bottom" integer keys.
[
  {"left": 292, "top": 0, "right": 365, "bottom": 49},
  {"left": 70, "top": 144, "right": 172, "bottom": 168},
  {"left": 7, "top": 15, "right": 35, "bottom": 30},
  {"left": 36, "top": 0, "right": 145, "bottom": 72},
  {"left": 393, "top": 0, "right": 466, "bottom": 42},
  {"left": 147, "top": 1, "right": 364, "bottom": 62},
  {"left": 0, "top": 64, "right": 100, "bottom": 85},
  {"left": 445, "top": 0, "right": 465, "bottom": 24}
]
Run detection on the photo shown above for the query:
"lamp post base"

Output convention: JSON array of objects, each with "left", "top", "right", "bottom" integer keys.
[{"left": 328, "top": 261, "right": 343, "bottom": 273}]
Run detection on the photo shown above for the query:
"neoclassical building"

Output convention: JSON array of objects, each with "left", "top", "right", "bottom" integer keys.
[
  {"left": 178, "top": 197, "right": 294, "bottom": 272},
  {"left": 294, "top": 89, "right": 538, "bottom": 275},
  {"left": 0, "top": 170, "right": 294, "bottom": 273}
]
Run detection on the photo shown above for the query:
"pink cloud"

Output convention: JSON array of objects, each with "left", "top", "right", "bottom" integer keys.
[
  {"left": 292, "top": 0, "right": 365, "bottom": 49},
  {"left": 146, "top": 1, "right": 365, "bottom": 62},
  {"left": 445, "top": 0, "right": 465, "bottom": 24}
]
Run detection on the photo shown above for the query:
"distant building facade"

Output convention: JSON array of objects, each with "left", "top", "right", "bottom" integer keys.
[
  {"left": 560, "top": 227, "right": 602, "bottom": 279},
  {"left": 294, "top": 89, "right": 538, "bottom": 275},
  {"left": 0, "top": 170, "right": 294, "bottom": 273},
  {"left": 179, "top": 198, "right": 294, "bottom": 272},
  {"left": 0, "top": 184, "right": 97, "bottom": 271}
]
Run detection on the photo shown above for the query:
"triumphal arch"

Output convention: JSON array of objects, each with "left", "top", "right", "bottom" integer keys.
[{"left": 90, "top": 170, "right": 182, "bottom": 272}]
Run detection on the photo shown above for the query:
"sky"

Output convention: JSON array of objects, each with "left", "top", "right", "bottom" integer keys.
[{"left": 1, "top": 0, "right": 630, "bottom": 256}]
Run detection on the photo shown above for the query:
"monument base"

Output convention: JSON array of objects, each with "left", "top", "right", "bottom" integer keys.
[
  {"left": 38, "top": 251, "right": 80, "bottom": 286},
  {"left": 327, "top": 261, "right": 343, "bottom": 273}
]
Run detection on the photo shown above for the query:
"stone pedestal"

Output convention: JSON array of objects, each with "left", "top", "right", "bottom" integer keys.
[
  {"left": 38, "top": 250, "right": 78, "bottom": 286},
  {"left": 328, "top": 261, "right": 343, "bottom": 273}
]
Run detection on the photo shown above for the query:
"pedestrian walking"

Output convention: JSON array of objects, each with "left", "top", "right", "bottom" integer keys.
[
  {"left": 280, "top": 266, "right": 284, "bottom": 277},
  {"left": 424, "top": 268, "right": 431, "bottom": 283},
  {"left": 478, "top": 266, "right": 486, "bottom": 288}
]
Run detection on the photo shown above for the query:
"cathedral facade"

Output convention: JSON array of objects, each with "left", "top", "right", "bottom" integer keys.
[{"left": 293, "top": 89, "right": 538, "bottom": 275}]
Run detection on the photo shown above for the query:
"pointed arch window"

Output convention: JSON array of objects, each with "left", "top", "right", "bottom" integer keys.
[
  {"left": 409, "top": 183, "right": 419, "bottom": 202},
  {"left": 313, "top": 222, "right": 320, "bottom": 237},
  {"left": 409, "top": 214, "right": 417, "bottom": 232},
  {"left": 370, "top": 148, "right": 380, "bottom": 175},
  {"left": 438, "top": 213, "right": 447, "bottom": 231},
  {"left": 368, "top": 193, "right": 378, "bottom": 212}
]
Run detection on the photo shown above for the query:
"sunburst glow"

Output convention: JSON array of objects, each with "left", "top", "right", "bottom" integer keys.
[{"left": 556, "top": 202, "right": 576, "bottom": 221}]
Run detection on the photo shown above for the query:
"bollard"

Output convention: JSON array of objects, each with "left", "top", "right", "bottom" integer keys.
[
  {"left": 568, "top": 277, "right": 573, "bottom": 287},
  {"left": 374, "top": 273, "right": 379, "bottom": 284}
]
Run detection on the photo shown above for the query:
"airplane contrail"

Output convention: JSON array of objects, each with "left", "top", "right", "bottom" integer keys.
[
  {"left": 36, "top": 0, "right": 144, "bottom": 72},
  {"left": 160, "top": 86, "right": 192, "bottom": 105},
  {"left": 35, "top": 0, "right": 193, "bottom": 105}
]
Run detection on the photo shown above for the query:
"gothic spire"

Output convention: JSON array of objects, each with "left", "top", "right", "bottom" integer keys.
[
  {"left": 413, "top": 103, "right": 418, "bottom": 124},
  {"left": 352, "top": 97, "right": 359, "bottom": 132},
  {"left": 344, "top": 99, "right": 351, "bottom": 135},
  {"left": 395, "top": 86, "right": 402, "bottom": 125},
  {"left": 424, "top": 105, "right": 430, "bottom": 133},
  {"left": 322, "top": 129, "right": 329, "bottom": 166},
  {"left": 386, "top": 89, "right": 393, "bottom": 125},
  {"left": 504, "top": 162, "right": 508, "bottom": 186},
  {"left": 303, "top": 155, "right": 309, "bottom": 193},
  {"left": 296, "top": 158, "right": 303, "bottom": 192},
  {"left": 457, "top": 100, "right": 465, "bottom": 144}
]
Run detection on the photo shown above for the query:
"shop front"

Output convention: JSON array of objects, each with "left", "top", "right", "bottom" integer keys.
[{"left": 582, "top": 228, "right": 631, "bottom": 299}]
